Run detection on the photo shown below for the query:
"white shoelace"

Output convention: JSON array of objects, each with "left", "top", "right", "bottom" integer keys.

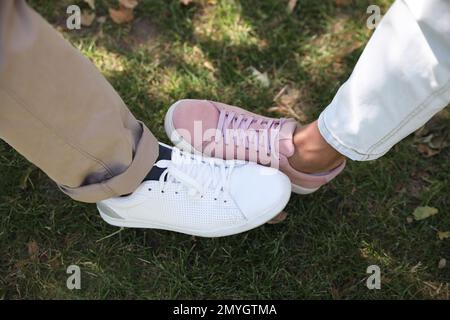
[{"left": 154, "top": 148, "right": 236, "bottom": 199}]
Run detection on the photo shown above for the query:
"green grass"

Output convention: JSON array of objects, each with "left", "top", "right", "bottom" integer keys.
[{"left": 1, "top": 0, "right": 449, "bottom": 299}]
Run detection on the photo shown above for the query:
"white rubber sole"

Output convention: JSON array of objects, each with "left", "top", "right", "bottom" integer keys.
[
  {"left": 164, "top": 101, "right": 320, "bottom": 195},
  {"left": 97, "top": 186, "right": 291, "bottom": 238},
  {"left": 291, "top": 183, "right": 319, "bottom": 195}
]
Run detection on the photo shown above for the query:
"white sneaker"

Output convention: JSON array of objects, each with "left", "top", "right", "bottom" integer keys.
[{"left": 96, "top": 144, "right": 291, "bottom": 237}]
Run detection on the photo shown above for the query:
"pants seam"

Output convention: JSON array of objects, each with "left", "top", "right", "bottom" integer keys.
[
  {"left": 100, "top": 182, "right": 115, "bottom": 197},
  {"left": 318, "top": 111, "right": 385, "bottom": 160},
  {"left": 366, "top": 78, "right": 450, "bottom": 155}
]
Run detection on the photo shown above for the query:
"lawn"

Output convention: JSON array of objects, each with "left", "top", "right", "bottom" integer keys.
[{"left": 0, "top": 0, "right": 449, "bottom": 299}]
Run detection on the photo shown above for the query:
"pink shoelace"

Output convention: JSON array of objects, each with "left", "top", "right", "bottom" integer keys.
[{"left": 216, "top": 110, "right": 286, "bottom": 156}]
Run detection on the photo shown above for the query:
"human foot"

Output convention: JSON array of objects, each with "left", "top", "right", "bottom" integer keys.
[
  {"left": 165, "top": 99, "right": 345, "bottom": 194},
  {"left": 288, "top": 121, "right": 346, "bottom": 174}
]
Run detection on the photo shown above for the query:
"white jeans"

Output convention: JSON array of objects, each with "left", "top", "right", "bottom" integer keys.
[{"left": 318, "top": 0, "right": 450, "bottom": 161}]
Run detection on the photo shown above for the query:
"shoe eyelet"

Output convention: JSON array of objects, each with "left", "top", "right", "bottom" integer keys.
[
  {"left": 148, "top": 188, "right": 152, "bottom": 191},
  {"left": 161, "top": 190, "right": 165, "bottom": 193},
  {"left": 175, "top": 191, "right": 179, "bottom": 194},
  {"left": 214, "top": 198, "right": 217, "bottom": 201}
]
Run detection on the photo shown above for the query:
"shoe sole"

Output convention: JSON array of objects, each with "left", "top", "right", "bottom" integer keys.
[
  {"left": 164, "top": 101, "right": 319, "bottom": 195},
  {"left": 97, "top": 181, "right": 291, "bottom": 238}
]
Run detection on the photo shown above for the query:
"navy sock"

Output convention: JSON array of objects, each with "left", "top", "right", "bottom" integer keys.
[
  {"left": 143, "top": 144, "right": 172, "bottom": 181},
  {"left": 120, "top": 144, "right": 172, "bottom": 197}
]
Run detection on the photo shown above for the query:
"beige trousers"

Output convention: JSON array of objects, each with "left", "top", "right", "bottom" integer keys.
[{"left": 0, "top": 1, "right": 159, "bottom": 203}]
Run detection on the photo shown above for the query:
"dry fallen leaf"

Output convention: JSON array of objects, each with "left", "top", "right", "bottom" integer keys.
[
  {"left": 287, "top": 0, "right": 298, "bottom": 13},
  {"left": 267, "top": 211, "right": 288, "bottom": 224},
  {"left": 429, "top": 134, "right": 449, "bottom": 149},
  {"left": 416, "top": 143, "right": 440, "bottom": 157},
  {"left": 109, "top": 7, "right": 134, "bottom": 24},
  {"left": 412, "top": 206, "right": 439, "bottom": 221},
  {"left": 84, "top": 0, "right": 96, "bottom": 10},
  {"left": 438, "top": 258, "right": 446, "bottom": 269},
  {"left": 27, "top": 240, "right": 39, "bottom": 261},
  {"left": 119, "top": 0, "right": 139, "bottom": 9},
  {"left": 203, "top": 60, "right": 215, "bottom": 72},
  {"left": 438, "top": 231, "right": 450, "bottom": 240},
  {"left": 180, "top": 0, "right": 194, "bottom": 5},
  {"left": 414, "top": 125, "right": 430, "bottom": 138},
  {"left": 414, "top": 120, "right": 449, "bottom": 157},
  {"left": 279, "top": 88, "right": 300, "bottom": 106},
  {"left": 249, "top": 67, "right": 270, "bottom": 88},
  {"left": 81, "top": 10, "right": 96, "bottom": 26},
  {"left": 270, "top": 85, "right": 308, "bottom": 122}
]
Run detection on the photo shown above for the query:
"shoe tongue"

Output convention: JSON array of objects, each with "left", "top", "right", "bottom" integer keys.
[
  {"left": 277, "top": 120, "right": 297, "bottom": 157},
  {"left": 143, "top": 143, "right": 173, "bottom": 181}
]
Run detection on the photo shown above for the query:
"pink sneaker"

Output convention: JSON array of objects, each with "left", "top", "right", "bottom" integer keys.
[{"left": 165, "top": 99, "right": 345, "bottom": 194}]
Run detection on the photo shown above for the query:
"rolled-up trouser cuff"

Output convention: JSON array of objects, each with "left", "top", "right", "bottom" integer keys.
[
  {"left": 58, "top": 122, "right": 159, "bottom": 203},
  {"left": 318, "top": 112, "right": 386, "bottom": 161},
  {"left": 317, "top": 0, "right": 450, "bottom": 161}
]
